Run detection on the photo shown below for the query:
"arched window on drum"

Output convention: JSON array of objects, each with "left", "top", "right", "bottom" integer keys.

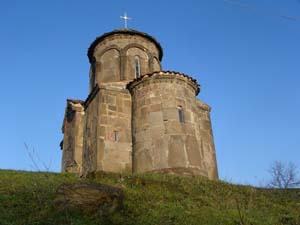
[{"left": 134, "top": 56, "right": 140, "bottom": 78}]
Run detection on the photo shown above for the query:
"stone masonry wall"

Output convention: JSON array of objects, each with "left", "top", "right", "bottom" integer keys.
[
  {"left": 90, "top": 33, "right": 162, "bottom": 89},
  {"left": 82, "top": 83, "right": 132, "bottom": 175},
  {"left": 61, "top": 100, "right": 85, "bottom": 173},
  {"left": 82, "top": 88, "right": 99, "bottom": 174},
  {"left": 194, "top": 99, "right": 219, "bottom": 179},
  {"left": 62, "top": 30, "right": 218, "bottom": 180},
  {"left": 128, "top": 72, "right": 218, "bottom": 178},
  {"left": 96, "top": 83, "right": 132, "bottom": 173}
]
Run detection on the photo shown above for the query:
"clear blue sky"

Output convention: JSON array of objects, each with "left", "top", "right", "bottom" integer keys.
[{"left": 1, "top": 0, "right": 299, "bottom": 186}]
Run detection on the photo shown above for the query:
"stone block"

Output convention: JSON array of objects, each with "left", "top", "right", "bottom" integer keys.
[
  {"left": 102, "top": 144, "right": 131, "bottom": 172},
  {"left": 141, "top": 106, "right": 148, "bottom": 115},
  {"left": 150, "top": 97, "right": 161, "bottom": 104},
  {"left": 176, "top": 89, "right": 185, "bottom": 98},
  {"left": 162, "top": 108, "right": 178, "bottom": 121},
  {"left": 184, "top": 111, "right": 192, "bottom": 122},
  {"left": 100, "top": 116, "right": 108, "bottom": 125},
  {"left": 150, "top": 126, "right": 164, "bottom": 140},
  {"left": 134, "top": 149, "right": 153, "bottom": 172},
  {"left": 137, "top": 98, "right": 145, "bottom": 107},
  {"left": 107, "top": 95, "right": 116, "bottom": 105},
  {"left": 99, "top": 126, "right": 106, "bottom": 137},
  {"left": 199, "top": 120, "right": 212, "bottom": 130},
  {"left": 175, "top": 98, "right": 186, "bottom": 107},
  {"left": 97, "top": 140, "right": 105, "bottom": 166},
  {"left": 152, "top": 138, "right": 168, "bottom": 169},
  {"left": 165, "top": 121, "right": 183, "bottom": 134},
  {"left": 114, "top": 117, "right": 129, "bottom": 128},
  {"left": 124, "top": 100, "right": 131, "bottom": 108},
  {"left": 108, "top": 111, "right": 116, "bottom": 116},
  {"left": 149, "top": 104, "right": 161, "bottom": 112},
  {"left": 119, "top": 128, "right": 132, "bottom": 142},
  {"left": 199, "top": 130, "right": 211, "bottom": 144},
  {"left": 116, "top": 98, "right": 123, "bottom": 112},
  {"left": 162, "top": 99, "right": 176, "bottom": 108},
  {"left": 149, "top": 111, "right": 163, "bottom": 126},
  {"left": 108, "top": 105, "right": 117, "bottom": 111},
  {"left": 185, "top": 136, "right": 201, "bottom": 166},
  {"left": 145, "top": 98, "right": 151, "bottom": 105},
  {"left": 100, "top": 104, "right": 107, "bottom": 115},
  {"left": 184, "top": 123, "right": 196, "bottom": 136},
  {"left": 168, "top": 135, "right": 187, "bottom": 167}
]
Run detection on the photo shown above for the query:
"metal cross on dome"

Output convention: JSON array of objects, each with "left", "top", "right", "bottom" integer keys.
[{"left": 120, "top": 12, "right": 132, "bottom": 29}]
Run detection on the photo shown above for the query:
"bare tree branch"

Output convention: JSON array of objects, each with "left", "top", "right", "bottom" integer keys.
[
  {"left": 24, "top": 143, "right": 40, "bottom": 171},
  {"left": 24, "top": 142, "right": 52, "bottom": 172},
  {"left": 268, "top": 161, "right": 300, "bottom": 189}
]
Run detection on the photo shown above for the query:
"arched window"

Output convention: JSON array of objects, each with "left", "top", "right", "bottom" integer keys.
[
  {"left": 177, "top": 106, "right": 184, "bottom": 123},
  {"left": 134, "top": 56, "right": 140, "bottom": 78}
]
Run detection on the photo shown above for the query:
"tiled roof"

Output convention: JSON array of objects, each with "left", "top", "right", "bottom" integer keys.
[
  {"left": 87, "top": 29, "right": 163, "bottom": 63},
  {"left": 127, "top": 71, "right": 200, "bottom": 95}
]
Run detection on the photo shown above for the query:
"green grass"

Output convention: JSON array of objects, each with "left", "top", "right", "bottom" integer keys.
[{"left": 0, "top": 169, "right": 299, "bottom": 225}]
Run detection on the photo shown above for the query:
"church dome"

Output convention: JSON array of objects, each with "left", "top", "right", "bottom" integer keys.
[
  {"left": 86, "top": 29, "right": 164, "bottom": 90},
  {"left": 87, "top": 29, "right": 163, "bottom": 63}
]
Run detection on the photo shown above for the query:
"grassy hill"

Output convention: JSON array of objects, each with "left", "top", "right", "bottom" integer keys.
[{"left": 0, "top": 170, "right": 299, "bottom": 225}]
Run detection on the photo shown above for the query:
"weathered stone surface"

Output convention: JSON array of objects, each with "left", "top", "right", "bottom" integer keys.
[
  {"left": 165, "top": 121, "right": 183, "bottom": 134},
  {"left": 61, "top": 30, "right": 218, "bottom": 180},
  {"left": 152, "top": 138, "right": 168, "bottom": 168},
  {"left": 134, "top": 149, "right": 153, "bottom": 172},
  {"left": 61, "top": 100, "right": 85, "bottom": 173},
  {"left": 128, "top": 72, "right": 218, "bottom": 179},
  {"left": 149, "top": 111, "right": 163, "bottom": 126},
  {"left": 186, "top": 135, "right": 201, "bottom": 166},
  {"left": 53, "top": 182, "right": 123, "bottom": 215},
  {"left": 162, "top": 108, "right": 178, "bottom": 121},
  {"left": 168, "top": 135, "right": 186, "bottom": 167},
  {"left": 101, "top": 143, "right": 131, "bottom": 172}
]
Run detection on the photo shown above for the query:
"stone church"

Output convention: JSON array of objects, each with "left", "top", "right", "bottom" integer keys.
[{"left": 61, "top": 29, "right": 218, "bottom": 180}]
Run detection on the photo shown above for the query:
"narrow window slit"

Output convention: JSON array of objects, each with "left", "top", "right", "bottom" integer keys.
[
  {"left": 114, "top": 131, "right": 119, "bottom": 142},
  {"left": 134, "top": 56, "right": 140, "bottom": 78},
  {"left": 177, "top": 106, "right": 184, "bottom": 123}
]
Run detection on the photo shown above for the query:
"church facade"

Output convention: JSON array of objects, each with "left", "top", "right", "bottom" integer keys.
[{"left": 61, "top": 29, "right": 218, "bottom": 180}]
